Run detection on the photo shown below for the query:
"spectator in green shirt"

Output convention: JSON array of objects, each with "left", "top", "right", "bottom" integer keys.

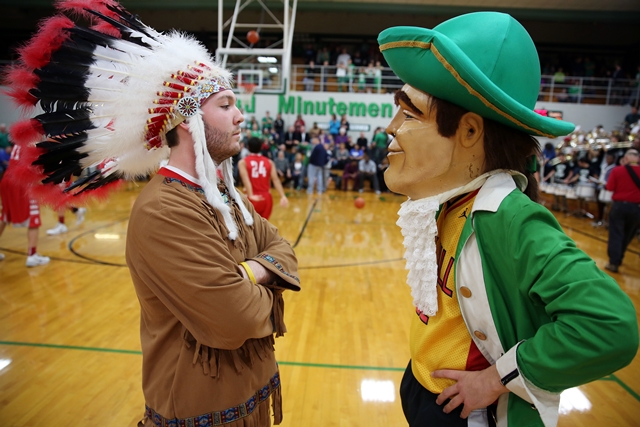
[
  {"left": 567, "top": 80, "right": 582, "bottom": 103},
  {"left": 0, "top": 124, "right": 10, "bottom": 149},
  {"left": 261, "top": 111, "right": 273, "bottom": 131},
  {"left": 371, "top": 127, "right": 389, "bottom": 163},
  {"left": 553, "top": 67, "right": 565, "bottom": 84},
  {"left": 250, "top": 122, "right": 262, "bottom": 138}
]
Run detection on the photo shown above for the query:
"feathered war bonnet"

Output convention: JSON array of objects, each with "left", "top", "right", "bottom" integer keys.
[{"left": 4, "top": 0, "right": 253, "bottom": 240}]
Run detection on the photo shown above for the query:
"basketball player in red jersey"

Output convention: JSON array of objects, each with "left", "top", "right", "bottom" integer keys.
[
  {"left": 0, "top": 144, "right": 50, "bottom": 267},
  {"left": 238, "top": 137, "right": 289, "bottom": 219}
]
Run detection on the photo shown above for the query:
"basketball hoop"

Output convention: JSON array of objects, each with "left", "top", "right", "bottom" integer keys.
[{"left": 237, "top": 83, "right": 256, "bottom": 112}]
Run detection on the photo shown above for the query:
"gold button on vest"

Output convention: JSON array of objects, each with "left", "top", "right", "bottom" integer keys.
[
  {"left": 460, "top": 286, "right": 472, "bottom": 298},
  {"left": 474, "top": 330, "right": 487, "bottom": 341}
]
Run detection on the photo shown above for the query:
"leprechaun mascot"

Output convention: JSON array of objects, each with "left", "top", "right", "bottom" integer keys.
[{"left": 378, "top": 12, "right": 638, "bottom": 427}]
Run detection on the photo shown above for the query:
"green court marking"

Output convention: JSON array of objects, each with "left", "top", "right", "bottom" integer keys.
[
  {"left": 607, "top": 374, "right": 640, "bottom": 402},
  {"left": 0, "top": 340, "right": 142, "bottom": 355},
  {"left": 1, "top": 340, "right": 638, "bottom": 402},
  {"left": 278, "top": 360, "right": 404, "bottom": 372},
  {"left": 0, "top": 340, "right": 401, "bottom": 371}
]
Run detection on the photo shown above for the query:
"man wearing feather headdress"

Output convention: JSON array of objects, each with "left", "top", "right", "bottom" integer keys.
[{"left": 5, "top": 0, "right": 300, "bottom": 425}]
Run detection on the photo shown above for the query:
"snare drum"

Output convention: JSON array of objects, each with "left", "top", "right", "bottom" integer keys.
[
  {"left": 598, "top": 188, "right": 613, "bottom": 203},
  {"left": 576, "top": 183, "right": 596, "bottom": 200},
  {"left": 565, "top": 185, "right": 578, "bottom": 200},
  {"left": 554, "top": 184, "right": 568, "bottom": 196},
  {"left": 540, "top": 182, "right": 548, "bottom": 193}
]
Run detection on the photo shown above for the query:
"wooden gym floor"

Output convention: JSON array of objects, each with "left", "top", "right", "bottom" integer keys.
[{"left": 0, "top": 182, "right": 639, "bottom": 426}]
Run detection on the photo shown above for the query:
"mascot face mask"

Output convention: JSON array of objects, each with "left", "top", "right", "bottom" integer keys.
[
  {"left": 385, "top": 85, "right": 458, "bottom": 199},
  {"left": 379, "top": 12, "right": 576, "bottom": 200},
  {"left": 385, "top": 84, "right": 486, "bottom": 199}
]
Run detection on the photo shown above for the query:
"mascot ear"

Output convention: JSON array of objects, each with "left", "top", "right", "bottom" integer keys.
[{"left": 457, "top": 112, "right": 484, "bottom": 149}]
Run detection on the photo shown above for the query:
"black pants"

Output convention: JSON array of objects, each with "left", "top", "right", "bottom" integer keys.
[
  {"left": 359, "top": 172, "right": 379, "bottom": 192},
  {"left": 400, "top": 361, "right": 496, "bottom": 427},
  {"left": 607, "top": 201, "right": 640, "bottom": 266}
]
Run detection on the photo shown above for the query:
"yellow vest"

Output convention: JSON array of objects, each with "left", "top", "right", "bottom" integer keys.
[{"left": 410, "top": 190, "right": 489, "bottom": 393}]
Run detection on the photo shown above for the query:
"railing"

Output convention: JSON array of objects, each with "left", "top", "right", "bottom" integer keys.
[
  {"left": 288, "top": 64, "right": 640, "bottom": 106},
  {"left": 538, "top": 75, "right": 640, "bottom": 106},
  {"left": 289, "top": 64, "right": 398, "bottom": 94},
  {"left": 2, "top": 58, "right": 637, "bottom": 106}
]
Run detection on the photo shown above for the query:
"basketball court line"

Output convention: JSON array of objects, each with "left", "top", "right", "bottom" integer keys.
[
  {"left": 3, "top": 204, "right": 640, "bottom": 406},
  {"left": 1, "top": 206, "right": 636, "bottom": 267},
  {"left": 0, "top": 340, "right": 637, "bottom": 403},
  {"left": 292, "top": 198, "right": 318, "bottom": 248},
  {"left": 0, "top": 247, "right": 97, "bottom": 265},
  {"left": 557, "top": 220, "right": 640, "bottom": 256},
  {"left": 600, "top": 375, "right": 640, "bottom": 401},
  {"left": 2, "top": 197, "right": 399, "bottom": 269},
  {"left": 67, "top": 219, "right": 130, "bottom": 266},
  {"left": 299, "top": 258, "right": 403, "bottom": 269}
]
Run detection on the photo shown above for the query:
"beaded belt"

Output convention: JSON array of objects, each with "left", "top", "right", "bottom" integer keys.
[{"left": 145, "top": 371, "right": 280, "bottom": 427}]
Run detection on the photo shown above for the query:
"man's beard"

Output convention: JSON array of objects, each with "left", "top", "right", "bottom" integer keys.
[{"left": 204, "top": 122, "right": 241, "bottom": 163}]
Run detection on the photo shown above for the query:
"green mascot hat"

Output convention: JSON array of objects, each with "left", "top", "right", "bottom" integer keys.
[{"left": 378, "top": 12, "right": 575, "bottom": 138}]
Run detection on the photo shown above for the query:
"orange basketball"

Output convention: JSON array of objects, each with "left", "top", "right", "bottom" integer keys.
[
  {"left": 354, "top": 197, "right": 365, "bottom": 209},
  {"left": 247, "top": 30, "right": 260, "bottom": 44}
]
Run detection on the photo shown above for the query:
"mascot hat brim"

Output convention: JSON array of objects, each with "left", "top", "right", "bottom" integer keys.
[{"left": 378, "top": 12, "right": 575, "bottom": 138}]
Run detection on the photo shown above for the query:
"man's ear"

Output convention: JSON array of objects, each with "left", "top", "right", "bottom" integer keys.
[
  {"left": 177, "top": 120, "right": 190, "bottom": 132},
  {"left": 457, "top": 112, "right": 484, "bottom": 148}
]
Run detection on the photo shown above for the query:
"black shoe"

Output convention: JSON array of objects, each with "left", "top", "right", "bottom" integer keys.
[{"left": 605, "top": 263, "right": 619, "bottom": 273}]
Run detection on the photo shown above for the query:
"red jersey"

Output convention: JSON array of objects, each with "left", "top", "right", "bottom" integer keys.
[
  {"left": 244, "top": 154, "right": 273, "bottom": 219},
  {"left": 0, "top": 145, "right": 42, "bottom": 227},
  {"left": 244, "top": 155, "right": 272, "bottom": 194},
  {"left": 606, "top": 164, "right": 640, "bottom": 203}
]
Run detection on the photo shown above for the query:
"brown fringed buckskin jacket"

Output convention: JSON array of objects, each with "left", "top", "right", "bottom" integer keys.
[{"left": 126, "top": 171, "right": 300, "bottom": 427}]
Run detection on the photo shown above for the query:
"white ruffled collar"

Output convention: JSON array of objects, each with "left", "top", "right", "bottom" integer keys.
[{"left": 396, "top": 170, "right": 513, "bottom": 316}]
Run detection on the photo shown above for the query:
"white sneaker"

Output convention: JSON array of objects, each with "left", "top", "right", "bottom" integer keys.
[
  {"left": 75, "top": 207, "right": 86, "bottom": 225},
  {"left": 26, "top": 254, "right": 50, "bottom": 267},
  {"left": 46, "top": 223, "right": 68, "bottom": 235},
  {"left": 375, "top": 190, "right": 381, "bottom": 195},
  {"left": 0, "top": 253, "right": 4, "bottom": 261}
]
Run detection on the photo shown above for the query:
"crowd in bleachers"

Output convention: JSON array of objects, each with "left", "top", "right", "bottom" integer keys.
[
  {"left": 232, "top": 101, "right": 640, "bottom": 203},
  {"left": 297, "top": 43, "right": 636, "bottom": 82},
  {"left": 536, "top": 58, "right": 638, "bottom": 105},
  {"left": 232, "top": 111, "right": 392, "bottom": 195},
  {"left": 289, "top": 42, "right": 640, "bottom": 103},
  {"left": 295, "top": 43, "right": 393, "bottom": 93}
]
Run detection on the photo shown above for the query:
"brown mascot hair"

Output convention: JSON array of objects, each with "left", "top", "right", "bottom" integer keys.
[{"left": 430, "top": 96, "right": 540, "bottom": 202}]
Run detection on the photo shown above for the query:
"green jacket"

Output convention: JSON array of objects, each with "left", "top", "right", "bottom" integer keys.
[{"left": 453, "top": 172, "right": 638, "bottom": 427}]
